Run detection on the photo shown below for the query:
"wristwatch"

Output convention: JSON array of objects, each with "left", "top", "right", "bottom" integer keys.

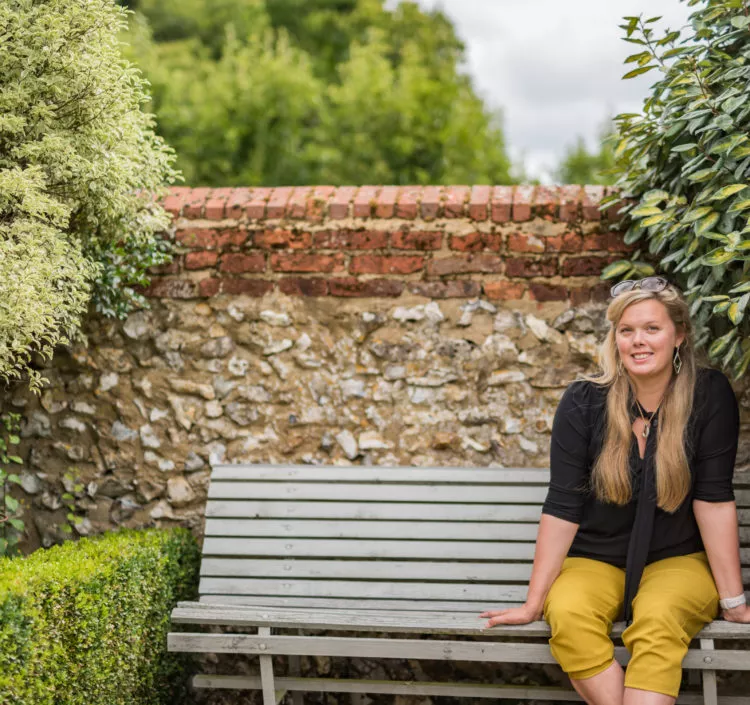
[{"left": 719, "top": 594, "right": 747, "bottom": 610}]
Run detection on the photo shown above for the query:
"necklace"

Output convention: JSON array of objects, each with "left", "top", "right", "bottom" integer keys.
[{"left": 635, "top": 400, "right": 660, "bottom": 439}]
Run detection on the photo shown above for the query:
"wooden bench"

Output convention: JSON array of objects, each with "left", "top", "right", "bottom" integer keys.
[{"left": 168, "top": 464, "right": 750, "bottom": 704}]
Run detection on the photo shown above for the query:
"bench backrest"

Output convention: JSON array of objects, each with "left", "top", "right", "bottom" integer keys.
[{"left": 201, "top": 464, "right": 750, "bottom": 612}]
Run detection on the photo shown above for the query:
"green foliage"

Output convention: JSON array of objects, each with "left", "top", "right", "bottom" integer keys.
[
  {"left": 0, "top": 528, "right": 200, "bottom": 705},
  {"left": 0, "top": 413, "right": 24, "bottom": 557},
  {"left": 0, "top": 0, "right": 178, "bottom": 391},
  {"left": 556, "top": 119, "right": 617, "bottom": 185},
  {"left": 119, "top": 0, "right": 513, "bottom": 185},
  {"left": 603, "top": 3, "right": 750, "bottom": 377}
]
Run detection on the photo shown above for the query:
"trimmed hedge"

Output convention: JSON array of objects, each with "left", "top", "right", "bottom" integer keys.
[{"left": 0, "top": 528, "right": 200, "bottom": 705}]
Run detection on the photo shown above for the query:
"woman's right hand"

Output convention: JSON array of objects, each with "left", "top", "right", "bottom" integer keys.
[{"left": 480, "top": 603, "right": 543, "bottom": 629}]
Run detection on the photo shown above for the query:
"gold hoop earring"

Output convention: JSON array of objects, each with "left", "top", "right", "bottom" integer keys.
[{"left": 673, "top": 346, "right": 682, "bottom": 375}]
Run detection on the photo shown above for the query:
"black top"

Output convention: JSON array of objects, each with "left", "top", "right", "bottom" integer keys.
[{"left": 542, "top": 367, "right": 739, "bottom": 573}]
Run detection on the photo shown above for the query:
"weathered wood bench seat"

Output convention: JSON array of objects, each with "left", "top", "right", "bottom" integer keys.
[{"left": 168, "top": 464, "right": 750, "bottom": 704}]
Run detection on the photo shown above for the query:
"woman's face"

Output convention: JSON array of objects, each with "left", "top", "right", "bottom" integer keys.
[{"left": 615, "top": 299, "right": 684, "bottom": 382}]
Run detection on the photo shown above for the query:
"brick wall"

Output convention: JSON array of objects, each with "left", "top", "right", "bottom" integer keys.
[{"left": 151, "top": 184, "right": 631, "bottom": 306}]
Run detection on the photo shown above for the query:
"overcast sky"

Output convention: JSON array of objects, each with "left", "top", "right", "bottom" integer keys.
[{"left": 391, "top": 0, "right": 694, "bottom": 182}]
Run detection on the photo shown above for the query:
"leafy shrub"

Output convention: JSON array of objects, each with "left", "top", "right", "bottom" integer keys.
[
  {"left": 0, "top": 0, "right": 178, "bottom": 391},
  {"left": 0, "top": 529, "right": 199, "bottom": 705},
  {"left": 603, "top": 2, "right": 750, "bottom": 376}
]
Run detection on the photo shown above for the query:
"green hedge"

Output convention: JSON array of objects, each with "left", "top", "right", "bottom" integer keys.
[{"left": 0, "top": 528, "right": 200, "bottom": 705}]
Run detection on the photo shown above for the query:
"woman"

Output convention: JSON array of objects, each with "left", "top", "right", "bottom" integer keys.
[{"left": 481, "top": 277, "right": 748, "bottom": 705}]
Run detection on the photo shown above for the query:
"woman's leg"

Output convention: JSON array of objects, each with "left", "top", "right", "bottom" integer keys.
[
  {"left": 544, "top": 557, "right": 626, "bottom": 705},
  {"left": 622, "top": 552, "right": 719, "bottom": 701}
]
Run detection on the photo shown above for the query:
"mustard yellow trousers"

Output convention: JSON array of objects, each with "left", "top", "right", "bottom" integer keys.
[{"left": 543, "top": 552, "right": 718, "bottom": 698}]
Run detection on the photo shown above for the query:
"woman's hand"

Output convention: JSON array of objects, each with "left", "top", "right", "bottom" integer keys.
[
  {"left": 480, "top": 603, "right": 543, "bottom": 629},
  {"left": 722, "top": 604, "right": 750, "bottom": 623}
]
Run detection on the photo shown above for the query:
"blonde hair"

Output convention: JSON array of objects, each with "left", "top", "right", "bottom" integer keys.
[{"left": 583, "top": 286, "right": 696, "bottom": 512}]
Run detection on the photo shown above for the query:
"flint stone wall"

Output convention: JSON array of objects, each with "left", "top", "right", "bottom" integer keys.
[{"left": 6, "top": 184, "right": 750, "bottom": 554}]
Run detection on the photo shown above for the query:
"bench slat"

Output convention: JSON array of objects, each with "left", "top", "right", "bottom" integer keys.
[
  {"left": 199, "top": 595, "right": 520, "bottom": 611},
  {"left": 201, "top": 537, "right": 536, "bottom": 560},
  {"left": 172, "top": 605, "right": 750, "bottom": 640},
  {"left": 198, "top": 577, "right": 528, "bottom": 602},
  {"left": 207, "top": 483, "right": 549, "bottom": 504},
  {"left": 168, "top": 633, "right": 750, "bottom": 671},
  {"left": 206, "top": 502, "right": 543, "bottom": 522},
  {"left": 203, "top": 519, "right": 540, "bottom": 541},
  {"left": 211, "top": 465, "right": 551, "bottom": 484},
  {"left": 200, "top": 558, "right": 534, "bottom": 581}
]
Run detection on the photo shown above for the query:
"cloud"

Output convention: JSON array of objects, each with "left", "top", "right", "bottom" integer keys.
[{"left": 399, "top": 0, "right": 694, "bottom": 181}]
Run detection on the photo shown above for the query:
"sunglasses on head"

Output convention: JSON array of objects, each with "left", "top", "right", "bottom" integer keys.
[{"left": 609, "top": 276, "right": 670, "bottom": 298}]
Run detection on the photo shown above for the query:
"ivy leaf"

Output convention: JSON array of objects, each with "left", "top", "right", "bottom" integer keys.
[
  {"left": 709, "top": 329, "right": 737, "bottom": 358},
  {"left": 5, "top": 496, "right": 19, "bottom": 512},
  {"left": 703, "top": 248, "right": 735, "bottom": 265},
  {"left": 623, "top": 65, "right": 656, "bottom": 79},
  {"left": 696, "top": 212, "right": 720, "bottom": 234},
  {"left": 711, "top": 184, "right": 747, "bottom": 200},
  {"left": 686, "top": 168, "right": 716, "bottom": 182},
  {"left": 8, "top": 518, "right": 24, "bottom": 532},
  {"left": 601, "top": 261, "right": 635, "bottom": 280},
  {"left": 632, "top": 206, "right": 663, "bottom": 217},
  {"left": 682, "top": 206, "right": 713, "bottom": 223}
]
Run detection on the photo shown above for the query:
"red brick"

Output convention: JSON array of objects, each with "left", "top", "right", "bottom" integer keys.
[
  {"left": 328, "top": 277, "right": 404, "bottom": 297},
  {"left": 185, "top": 251, "right": 219, "bottom": 270},
  {"left": 183, "top": 187, "right": 212, "bottom": 218},
  {"left": 602, "top": 188, "right": 628, "bottom": 224},
  {"left": 483, "top": 280, "right": 527, "bottom": 300},
  {"left": 570, "top": 282, "right": 610, "bottom": 305},
  {"left": 246, "top": 187, "right": 272, "bottom": 219},
  {"left": 161, "top": 186, "right": 191, "bottom": 217},
  {"left": 559, "top": 185, "right": 582, "bottom": 223},
  {"left": 307, "top": 185, "right": 336, "bottom": 222},
  {"left": 469, "top": 185, "right": 491, "bottom": 221},
  {"left": 221, "top": 278, "right": 275, "bottom": 296},
  {"left": 145, "top": 278, "right": 197, "bottom": 299},
  {"left": 330, "top": 186, "right": 358, "bottom": 219},
  {"left": 508, "top": 233, "right": 545, "bottom": 254},
  {"left": 271, "top": 252, "right": 346, "bottom": 273},
  {"left": 583, "top": 232, "right": 627, "bottom": 252},
  {"left": 313, "top": 229, "right": 388, "bottom": 250},
  {"left": 513, "top": 185, "right": 535, "bottom": 222},
  {"left": 545, "top": 232, "right": 583, "bottom": 253},
  {"left": 505, "top": 257, "right": 558, "bottom": 278},
  {"left": 407, "top": 281, "right": 482, "bottom": 298},
  {"left": 427, "top": 254, "right": 504, "bottom": 276},
  {"left": 286, "top": 186, "right": 312, "bottom": 219},
  {"left": 391, "top": 231, "right": 442, "bottom": 250},
  {"left": 449, "top": 232, "right": 502, "bottom": 252},
  {"left": 220, "top": 253, "right": 266, "bottom": 274},
  {"left": 561, "top": 256, "right": 613, "bottom": 277},
  {"left": 533, "top": 185, "right": 559, "bottom": 219},
  {"left": 176, "top": 229, "right": 217, "bottom": 249},
  {"left": 266, "top": 186, "right": 294, "bottom": 219},
  {"left": 353, "top": 186, "right": 379, "bottom": 218},
  {"left": 582, "top": 185, "right": 605, "bottom": 221},
  {"left": 350, "top": 255, "right": 424, "bottom": 275},
  {"left": 226, "top": 188, "right": 254, "bottom": 219},
  {"left": 397, "top": 186, "right": 421, "bottom": 219},
  {"left": 375, "top": 186, "right": 399, "bottom": 218},
  {"left": 444, "top": 185, "right": 469, "bottom": 218},
  {"left": 198, "top": 277, "right": 221, "bottom": 297},
  {"left": 529, "top": 282, "right": 568, "bottom": 302},
  {"left": 420, "top": 186, "right": 443, "bottom": 219},
  {"left": 149, "top": 258, "right": 180, "bottom": 275},
  {"left": 491, "top": 186, "right": 513, "bottom": 223},
  {"left": 205, "top": 187, "right": 235, "bottom": 220},
  {"left": 253, "top": 229, "right": 312, "bottom": 249},
  {"left": 278, "top": 277, "right": 329, "bottom": 296},
  {"left": 215, "top": 229, "right": 248, "bottom": 249}
]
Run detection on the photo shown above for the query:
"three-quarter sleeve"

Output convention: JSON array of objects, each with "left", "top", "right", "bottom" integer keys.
[
  {"left": 542, "top": 381, "right": 596, "bottom": 524},
  {"left": 691, "top": 369, "right": 739, "bottom": 503}
]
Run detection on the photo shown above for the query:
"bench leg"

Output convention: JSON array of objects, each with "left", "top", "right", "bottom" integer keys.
[
  {"left": 289, "top": 654, "right": 304, "bottom": 705},
  {"left": 259, "top": 627, "right": 276, "bottom": 705},
  {"left": 699, "top": 638, "right": 718, "bottom": 705}
]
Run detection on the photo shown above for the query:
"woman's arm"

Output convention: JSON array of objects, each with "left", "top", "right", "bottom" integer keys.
[
  {"left": 481, "top": 513, "right": 579, "bottom": 627},
  {"left": 693, "top": 499, "right": 750, "bottom": 623}
]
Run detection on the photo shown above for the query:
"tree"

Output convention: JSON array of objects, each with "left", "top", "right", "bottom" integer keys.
[
  {"left": 555, "top": 119, "right": 617, "bottom": 185},
  {"left": 0, "top": 0, "right": 177, "bottom": 391},
  {"left": 119, "top": 0, "right": 513, "bottom": 185},
  {"left": 602, "top": 2, "right": 750, "bottom": 378}
]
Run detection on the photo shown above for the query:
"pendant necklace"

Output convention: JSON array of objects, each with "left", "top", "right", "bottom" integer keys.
[{"left": 635, "top": 400, "right": 661, "bottom": 439}]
